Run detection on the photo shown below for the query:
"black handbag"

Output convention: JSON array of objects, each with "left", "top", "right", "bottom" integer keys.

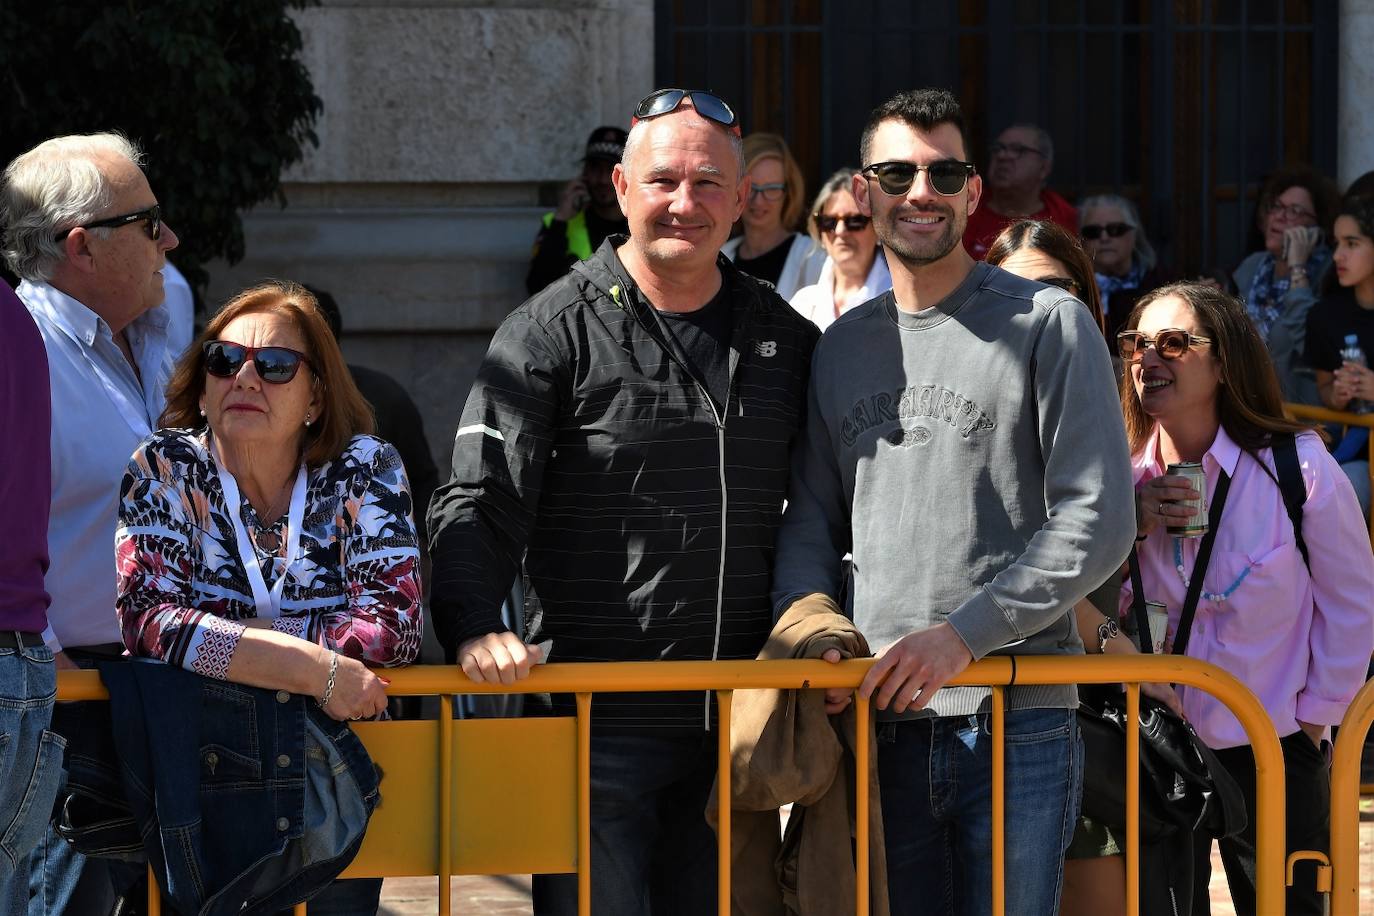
[{"left": 1077, "top": 470, "right": 1247, "bottom": 842}]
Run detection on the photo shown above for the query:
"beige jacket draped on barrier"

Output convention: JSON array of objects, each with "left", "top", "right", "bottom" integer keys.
[{"left": 707, "top": 594, "right": 889, "bottom": 916}]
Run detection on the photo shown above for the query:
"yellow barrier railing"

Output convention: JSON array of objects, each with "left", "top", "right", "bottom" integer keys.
[
  {"left": 1284, "top": 401, "right": 1374, "bottom": 542},
  {"left": 56, "top": 655, "right": 1288, "bottom": 915},
  {"left": 1329, "top": 675, "right": 1374, "bottom": 914}
]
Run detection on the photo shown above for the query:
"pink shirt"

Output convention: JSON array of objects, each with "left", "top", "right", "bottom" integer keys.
[{"left": 1122, "top": 425, "right": 1374, "bottom": 749}]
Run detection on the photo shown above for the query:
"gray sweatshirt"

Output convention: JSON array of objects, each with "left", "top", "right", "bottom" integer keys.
[{"left": 771, "top": 262, "right": 1136, "bottom": 716}]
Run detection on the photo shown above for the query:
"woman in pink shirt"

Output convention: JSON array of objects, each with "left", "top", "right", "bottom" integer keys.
[{"left": 1120, "top": 282, "right": 1374, "bottom": 916}]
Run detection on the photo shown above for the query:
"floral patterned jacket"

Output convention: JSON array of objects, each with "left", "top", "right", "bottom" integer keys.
[{"left": 116, "top": 429, "right": 423, "bottom": 679}]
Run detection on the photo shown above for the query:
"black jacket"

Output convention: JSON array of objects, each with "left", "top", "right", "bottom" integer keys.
[{"left": 428, "top": 238, "right": 820, "bottom": 730}]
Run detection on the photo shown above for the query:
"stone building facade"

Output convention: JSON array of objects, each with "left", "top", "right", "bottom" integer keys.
[
  {"left": 207, "top": 0, "right": 654, "bottom": 471},
  {"left": 208, "top": 0, "right": 1374, "bottom": 476}
]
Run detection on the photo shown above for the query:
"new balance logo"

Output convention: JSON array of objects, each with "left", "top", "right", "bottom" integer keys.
[{"left": 753, "top": 340, "right": 778, "bottom": 357}]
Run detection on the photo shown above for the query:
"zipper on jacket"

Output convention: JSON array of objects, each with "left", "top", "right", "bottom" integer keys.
[{"left": 611, "top": 280, "right": 742, "bottom": 731}]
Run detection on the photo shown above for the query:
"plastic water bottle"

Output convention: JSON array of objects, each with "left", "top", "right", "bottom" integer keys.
[{"left": 1341, "top": 334, "right": 1371, "bottom": 413}]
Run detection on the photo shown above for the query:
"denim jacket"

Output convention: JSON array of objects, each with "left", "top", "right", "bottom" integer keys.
[{"left": 61, "top": 661, "right": 379, "bottom": 915}]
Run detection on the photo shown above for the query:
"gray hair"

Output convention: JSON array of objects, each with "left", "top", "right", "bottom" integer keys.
[
  {"left": 1004, "top": 123, "right": 1054, "bottom": 164},
  {"left": 1, "top": 132, "right": 144, "bottom": 283},
  {"left": 1079, "top": 192, "right": 1157, "bottom": 273},
  {"left": 621, "top": 116, "right": 746, "bottom": 179},
  {"left": 806, "top": 167, "right": 861, "bottom": 243}
]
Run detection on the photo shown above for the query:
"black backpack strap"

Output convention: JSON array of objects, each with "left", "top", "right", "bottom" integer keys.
[
  {"left": 1271, "top": 432, "right": 1310, "bottom": 570},
  {"left": 1171, "top": 469, "right": 1232, "bottom": 659},
  {"left": 1128, "top": 546, "right": 1152, "bottom": 654}
]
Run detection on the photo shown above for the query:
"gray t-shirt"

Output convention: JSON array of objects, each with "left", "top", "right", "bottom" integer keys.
[{"left": 771, "top": 262, "right": 1136, "bottom": 717}]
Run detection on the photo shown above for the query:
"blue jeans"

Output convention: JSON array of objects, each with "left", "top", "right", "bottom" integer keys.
[
  {"left": 878, "top": 708, "right": 1083, "bottom": 916},
  {"left": 28, "top": 650, "right": 141, "bottom": 916},
  {"left": 0, "top": 642, "right": 62, "bottom": 916},
  {"left": 532, "top": 733, "right": 718, "bottom": 916}
]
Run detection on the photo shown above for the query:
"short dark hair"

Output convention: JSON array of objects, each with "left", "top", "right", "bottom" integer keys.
[
  {"left": 304, "top": 284, "right": 343, "bottom": 340},
  {"left": 1337, "top": 193, "right": 1374, "bottom": 241},
  {"left": 859, "top": 88, "right": 968, "bottom": 166},
  {"left": 1259, "top": 165, "right": 1340, "bottom": 232},
  {"left": 1345, "top": 170, "right": 1374, "bottom": 200}
]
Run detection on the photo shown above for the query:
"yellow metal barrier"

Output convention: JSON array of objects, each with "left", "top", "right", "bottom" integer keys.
[
  {"left": 1329, "top": 675, "right": 1374, "bottom": 914},
  {"left": 1284, "top": 401, "right": 1374, "bottom": 542},
  {"left": 56, "top": 654, "right": 1288, "bottom": 915}
]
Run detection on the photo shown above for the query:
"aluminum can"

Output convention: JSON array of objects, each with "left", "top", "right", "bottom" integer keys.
[
  {"left": 1164, "top": 461, "right": 1207, "bottom": 538},
  {"left": 1142, "top": 600, "right": 1168, "bottom": 654}
]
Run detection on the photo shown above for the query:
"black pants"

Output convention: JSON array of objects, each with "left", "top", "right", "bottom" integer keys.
[{"left": 1192, "top": 730, "right": 1330, "bottom": 916}]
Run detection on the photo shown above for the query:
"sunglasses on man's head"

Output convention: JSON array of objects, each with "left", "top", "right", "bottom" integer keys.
[
  {"left": 815, "top": 214, "right": 871, "bottom": 234},
  {"left": 860, "top": 160, "right": 975, "bottom": 197},
  {"left": 1116, "top": 328, "right": 1213, "bottom": 362},
  {"left": 1080, "top": 222, "right": 1132, "bottom": 240},
  {"left": 203, "top": 341, "right": 313, "bottom": 384},
  {"left": 55, "top": 204, "right": 162, "bottom": 242},
  {"left": 632, "top": 89, "right": 741, "bottom": 136}
]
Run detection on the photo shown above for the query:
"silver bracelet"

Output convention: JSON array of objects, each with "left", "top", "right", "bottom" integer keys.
[{"left": 317, "top": 651, "right": 339, "bottom": 709}]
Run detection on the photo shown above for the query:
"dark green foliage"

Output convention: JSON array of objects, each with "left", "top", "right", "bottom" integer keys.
[{"left": 0, "top": 0, "right": 322, "bottom": 288}]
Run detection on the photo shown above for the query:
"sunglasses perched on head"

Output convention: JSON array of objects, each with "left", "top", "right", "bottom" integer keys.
[
  {"left": 203, "top": 341, "right": 313, "bottom": 384},
  {"left": 860, "top": 160, "right": 975, "bottom": 197},
  {"left": 1080, "top": 222, "right": 1133, "bottom": 240},
  {"left": 55, "top": 204, "right": 162, "bottom": 242},
  {"left": 814, "top": 214, "right": 871, "bottom": 233},
  {"left": 1116, "top": 328, "right": 1213, "bottom": 362},
  {"left": 632, "top": 89, "right": 741, "bottom": 136}
]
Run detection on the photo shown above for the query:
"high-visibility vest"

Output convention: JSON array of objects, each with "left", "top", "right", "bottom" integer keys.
[{"left": 541, "top": 210, "right": 593, "bottom": 261}]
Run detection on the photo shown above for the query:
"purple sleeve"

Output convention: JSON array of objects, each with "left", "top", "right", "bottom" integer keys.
[{"left": 0, "top": 285, "right": 51, "bottom": 632}]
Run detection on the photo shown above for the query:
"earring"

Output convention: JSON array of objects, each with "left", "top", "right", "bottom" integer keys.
[
  {"left": 304, "top": 413, "right": 312, "bottom": 427},
  {"left": 199, "top": 407, "right": 206, "bottom": 417}
]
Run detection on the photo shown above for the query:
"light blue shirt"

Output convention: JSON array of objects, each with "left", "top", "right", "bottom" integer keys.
[{"left": 20, "top": 280, "right": 173, "bottom": 651}]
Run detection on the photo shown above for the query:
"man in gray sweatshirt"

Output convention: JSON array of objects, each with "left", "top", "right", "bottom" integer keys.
[{"left": 771, "top": 89, "right": 1135, "bottom": 916}]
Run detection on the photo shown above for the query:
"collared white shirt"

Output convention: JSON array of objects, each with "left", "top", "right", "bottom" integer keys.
[
  {"left": 20, "top": 280, "right": 173, "bottom": 651},
  {"left": 788, "top": 250, "right": 893, "bottom": 332}
]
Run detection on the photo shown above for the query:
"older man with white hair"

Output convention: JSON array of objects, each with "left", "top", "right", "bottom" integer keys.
[
  {"left": 427, "top": 90, "right": 819, "bottom": 914},
  {"left": 2, "top": 132, "right": 179, "bottom": 915}
]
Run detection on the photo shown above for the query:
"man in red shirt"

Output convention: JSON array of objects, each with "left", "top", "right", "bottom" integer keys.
[{"left": 963, "top": 123, "right": 1077, "bottom": 259}]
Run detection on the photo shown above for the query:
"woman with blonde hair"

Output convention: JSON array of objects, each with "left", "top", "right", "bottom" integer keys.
[
  {"left": 789, "top": 167, "right": 891, "bottom": 330},
  {"left": 722, "top": 132, "right": 824, "bottom": 300}
]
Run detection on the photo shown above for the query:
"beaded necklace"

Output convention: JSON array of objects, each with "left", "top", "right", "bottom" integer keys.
[{"left": 1172, "top": 537, "right": 1253, "bottom": 603}]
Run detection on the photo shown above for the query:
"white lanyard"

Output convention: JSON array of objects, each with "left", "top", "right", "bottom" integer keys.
[{"left": 215, "top": 455, "right": 308, "bottom": 619}]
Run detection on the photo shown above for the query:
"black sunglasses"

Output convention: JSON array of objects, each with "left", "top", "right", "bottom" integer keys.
[
  {"left": 1116, "top": 328, "right": 1214, "bottom": 362},
  {"left": 55, "top": 204, "right": 162, "bottom": 242},
  {"left": 815, "top": 214, "right": 871, "bottom": 234},
  {"left": 860, "top": 160, "right": 975, "bottom": 197},
  {"left": 989, "top": 141, "right": 1044, "bottom": 159},
  {"left": 203, "top": 340, "right": 313, "bottom": 384},
  {"left": 633, "top": 89, "right": 740, "bottom": 135},
  {"left": 1081, "top": 222, "right": 1132, "bottom": 240}
]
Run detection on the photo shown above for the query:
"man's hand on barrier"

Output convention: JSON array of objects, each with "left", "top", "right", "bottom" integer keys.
[
  {"left": 456, "top": 631, "right": 544, "bottom": 685},
  {"left": 819, "top": 648, "right": 854, "bottom": 714},
  {"left": 860, "top": 623, "right": 973, "bottom": 714}
]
